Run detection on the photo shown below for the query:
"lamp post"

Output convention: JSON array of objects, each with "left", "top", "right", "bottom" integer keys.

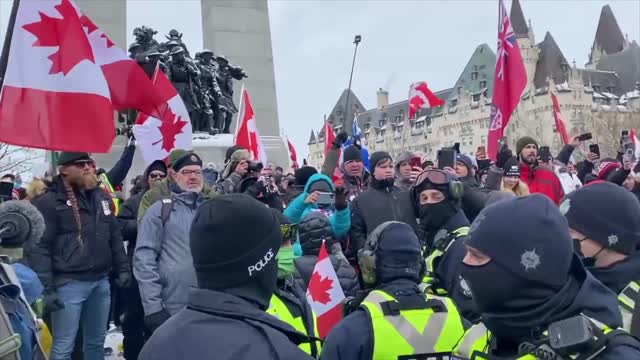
[{"left": 344, "top": 35, "right": 361, "bottom": 135}]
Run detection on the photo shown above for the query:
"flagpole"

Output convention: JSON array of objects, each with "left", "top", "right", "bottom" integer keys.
[
  {"left": 233, "top": 83, "right": 246, "bottom": 143},
  {"left": 0, "top": 0, "right": 20, "bottom": 89}
]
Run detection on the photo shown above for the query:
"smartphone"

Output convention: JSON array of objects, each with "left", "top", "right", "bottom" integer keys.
[
  {"left": 316, "top": 192, "right": 335, "bottom": 206},
  {"left": 538, "top": 146, "right": 552, "bottom": 163},
  {"left": 453, "top": 142, "right": 461, "bottom": 154},
  {"left": 498, "top": 136, "right": 508, "bottom": 150},
  {"left": 577, "top": 133, "right": 592, "bottom": 142},
  {"left": 589, "top": 144, "right": 600, "bottom": 158},
  {"left": 437, "top": 149, "right": 456, "bottom": 170},
  {"left": 0, "top": 182, "right": 13, "bottom": 202},
  {"left": 409, "top": 156, "right": 422, "bottom": 168},
  {"left": 622, "top": 130, "right": 629, "bottom": 138}
]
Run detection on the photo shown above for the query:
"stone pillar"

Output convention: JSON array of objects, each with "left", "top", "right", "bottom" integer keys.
[
  {"left": 75, "top": 0, "right": 127, "bottom": 47},
  {"left": 201, "top": 0, "right": 288, "bottom": 167}
]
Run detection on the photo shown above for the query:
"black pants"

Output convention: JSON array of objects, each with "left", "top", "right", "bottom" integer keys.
[{"left": 121, "top": 276, "right": 148, "bottom": 359}]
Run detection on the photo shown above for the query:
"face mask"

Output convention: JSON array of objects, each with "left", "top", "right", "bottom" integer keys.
[
  {"left": 277, "top": 246, "right": 295, "bottom": 279},
  {"left": 573, "top": 238, "right": 601, "bottom": 268},
  {"left": 419, "top": 201, "right": 457, "bottom": 231},
  {"left": 461, "top": 261, "right": 524, "bottom": 314}
]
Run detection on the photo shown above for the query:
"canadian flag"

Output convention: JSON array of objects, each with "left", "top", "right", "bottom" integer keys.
[
  {"left": 408, "top": 82, "right": 444, "bottom": 119},
  {"left": 551, "top": 92, "right": 570, "bottom": 145},
  {"left": 324, "top": 119, "right": 336, "bottom": 155},
  {"left": 630, "top": 129, "right": 640, "bottom": 159},
  {"left": 132, "top": 64, "right": 193, "bottom": 164},
  {"left": 287, "top": 137, "right": 299, "bottom": 169},
  {"left": 236, "top": 89, "right": 267, "bottom": 163},
  {"left": 0, "top": 0, "right": 167, "bottom": 152},
  {"left": 306, "top": 240, "right": 345, "bottom": 338}
]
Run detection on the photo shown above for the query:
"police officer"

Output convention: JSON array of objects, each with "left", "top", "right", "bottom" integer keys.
[
  {"left": 321, "top": 221, "right": 465, "bottom": 360},
  {"left": 561, "top": 182, "right": 640, "bottom": 334},
  {"left": 138, "top": 194, "right": 313, "bottom": 360},
  {"left": 454, "top": 194, "right": 640, "bottom": 359},
  {"left": 268, "top": 210, "right": 321, "bottom": 357},
  {"left": 411, "top": 169, "right": 479, "bottom": 322}
]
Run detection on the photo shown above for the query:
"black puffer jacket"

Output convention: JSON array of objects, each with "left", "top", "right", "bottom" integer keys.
[
  {"left": 28, "top": 176, "right": 129, "bottom": 289},
  {"left": 294, "top": 212, "right": 359, "bottom": 297}
]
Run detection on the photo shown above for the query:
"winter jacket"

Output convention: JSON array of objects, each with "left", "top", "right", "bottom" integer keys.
[
  {"left": 138, "top": 288, "right": 314, "bottom": 360},
  {"left": 118, "top": 192, "right": 143, "bottom": 254},
  {"left": 349, "top": 179, "right": 418, "bottom": 258},
  {"left": 284, "top": 173, "right": 351, "bottom": 239},
  {"left": 134, "top": 190, "right": 206, "bottom": 316},
  {"left": 322, "top": 147, "right": 369, "bottom": 200},
  {"left": 220, "top": 149, "right": 251, "bottom": 194},
  {"left": 554, "top": 161, "right": 582, "bottom": 194},
  {"left": 106, "top": 143, "right": 136, "bottom": 187},
  {"left": 137, "top": 177, "right": 217, "bottom": 222},
  {"left": 28, "top": 176, "right": 129, "bottom": 289},
  {"left": 460, "top": 176, "right": 489, "bottom": 222},
  {"left": 283, "top": 185, "right": 305, "bottom": 206},
  {"left": 459, "top": 260, "right": 640, "bottom": 359},
  {"left": 423, "top": 209, "right": 479, "bottom": 322},
  {"left": 519, "top": 163, "right": 564, "bottom": 205},
  {"left": 395, "top": 151, "right": 416, "bottom": 191},
  {"left": 293, "top": 212, "right": 359, "bottom": 297}
]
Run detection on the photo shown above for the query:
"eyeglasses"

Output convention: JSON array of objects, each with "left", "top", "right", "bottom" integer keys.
[
  {"left": 415, "top": 169, "right": 451, "bottom": 187},
  {"left": 179, "top": 169, "right": 203, "bottom": 177},
  {"left": 280, "top": 224, "right": 298, "bottom": 239},
  {"left": 149, "top": 172, "right": 166, "bottom": 180},
  {"left": 71, "top": 161, "right": 95, "bottom": 169}
]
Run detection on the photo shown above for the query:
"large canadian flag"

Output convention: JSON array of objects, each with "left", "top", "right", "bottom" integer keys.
[
  {"left": 550, "top": 92, "right": 570, "bottom": 145},
  {"left": 0, "top": 0, "right": 166, "bottom": 152},
  {"left": 306, "top": 240, "right": 345, "bottom": 338},
  {"left": 287, "top": 136, "right": 299, "bottom": 169},
  {"left": 408, "top": 82, "right": 444, "bottom": 119},
  {"left": 133, "top": 65, "right": 193, "bottom": 164},
  {"left": 235, "top": 90, "right": 267, "bottom": 163}
]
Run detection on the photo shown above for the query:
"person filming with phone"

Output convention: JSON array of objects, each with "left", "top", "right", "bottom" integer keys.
[{"left": 395, "top": 151, "right": 423, "bottom": 191}]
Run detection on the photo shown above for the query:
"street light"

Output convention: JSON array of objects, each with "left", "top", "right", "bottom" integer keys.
[{"left": 344, "top": 34, "right": 361, "bottom": 135}]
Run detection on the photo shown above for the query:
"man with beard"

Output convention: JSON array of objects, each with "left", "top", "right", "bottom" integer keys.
[
  {"left": 322, "top": 131, "right": 369, "bottom": 201},
  {"left": 117, "top": 160, "right": 166, "bottom": 359},
  {"left": 454, "top": 195, "right": 640, "bottom": 359},
  {"left": 512, "top": 136, "right": 564, "bottom": 204},
  {"left": 410, "top": 169, "right": 479, "bottom": 322},
  {"left": 561, "top": 182, "right": 640, "bottom": 334},
  {"left": 28, "top": 152, "right": 131, "bottom": 360},
  {"left": 134, "top": 153, "right": 208, "bottom": 333}
]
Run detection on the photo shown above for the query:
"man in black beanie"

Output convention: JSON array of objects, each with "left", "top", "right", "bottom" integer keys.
[
  {"left": 139, "top": 194, "right": 313, "bottom": 360},
  {"left": 454, "top": 194, "right": 640, "bottom": 359},
  {"left": 321, "top": 130, "right": 370, "bottom": 201},
  {"left": 349, "top": 151, "right": 418, "bottom": 261},
  {"left": 283, "top": 166, "right": 318, "bottom": 205},
  {"left": 561, "top": 182, "right": 640, "bottom": 334}
]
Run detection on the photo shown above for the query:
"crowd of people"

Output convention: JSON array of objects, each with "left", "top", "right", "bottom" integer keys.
[{"left": 2, "top": 130, "right": 640, "bottom": 359}]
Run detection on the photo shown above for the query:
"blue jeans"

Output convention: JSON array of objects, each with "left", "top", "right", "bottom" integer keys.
[{"left": 50, "top": 278, "right": 111, "bottom": 360}]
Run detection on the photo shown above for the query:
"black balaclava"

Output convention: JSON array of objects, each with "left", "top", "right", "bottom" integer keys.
[{"left": 417, "top": 181, "right": 459, "bottom": 232}]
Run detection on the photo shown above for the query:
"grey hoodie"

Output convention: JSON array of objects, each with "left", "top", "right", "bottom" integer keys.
[
  {"left": 395, "top": 151, "right": 415, "bottom": 191},
  {"left": 134, "top": 190, "right": 206, "bottom": 316}
]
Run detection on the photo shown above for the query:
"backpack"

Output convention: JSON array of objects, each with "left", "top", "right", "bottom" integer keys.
[{"left": 160, "top": 198, "right": 175, "bottom": 227}]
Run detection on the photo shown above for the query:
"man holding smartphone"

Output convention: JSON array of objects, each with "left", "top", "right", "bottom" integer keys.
[{"left": 395, "top": 151, "right": 423, "bottom": 191}]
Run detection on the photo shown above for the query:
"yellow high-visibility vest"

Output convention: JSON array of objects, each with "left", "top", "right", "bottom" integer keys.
[
  {"left": 618, "top": 280, "right": 639, "bottom": 333},
  {"left": 422, "top": 226, "right": 470, "bottom": 295},
  {"left": 360, "top": 289, "right": 465, "bottom": 359},
  {"left": 98, "top": 173, "right": 120, "bottom": 216},
  {"left": 267, "top": 293, "right": 321, "bottom": 356}
]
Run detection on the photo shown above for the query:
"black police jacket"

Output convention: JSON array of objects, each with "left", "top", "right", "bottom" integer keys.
[
  {"left": 27, "top": 176, "right": 129, "bottom": 289},
  {"left": 138, "top": 288, "right": 314, "bottom": 360}
]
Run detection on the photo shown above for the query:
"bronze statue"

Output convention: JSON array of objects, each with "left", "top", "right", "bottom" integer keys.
[
  {"left": 165, "top": 29, "right": 190, "bottom": 57},
  {"left": 215, "top": 55, "right": 247, "bottom": 134},
  {"left": 196, "top": 49, "right": 224, "bottom": 134},
  {"left": 166, "top": 46, "right": 202, "bottom": 128},
  {"left": 132, "top": 26, "right": 159, "bottom": 53}
]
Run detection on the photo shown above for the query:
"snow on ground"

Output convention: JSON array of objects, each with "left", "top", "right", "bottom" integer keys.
[{"left": 191, "top": 133, "right": 233, "bottom": 147}]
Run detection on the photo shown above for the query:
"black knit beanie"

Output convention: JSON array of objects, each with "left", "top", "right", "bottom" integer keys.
[
  {"left": 190, "top": 194, "right": 281, "bottom": 310},
  {"left": 503, "top": 157, "right": 520, "bottom": 177},
  {"left": 516, "top": 136, "right": 538, "bottom": 157},
  {"left": 467, "top": 194, "right": 573, "bottom": 288},
  {"left": 343, "top": 145, "right": 362, "bottom": 164},
  {"left": 294, "top": 166, "right": 318, "bottom": 186},
  {"left": 561, "top": 182, "right": 640, "bottom": 255},
  {"left": 369, "top": 151, "right": 392, "bottom": 173},
  {"left": 146, "top": 160, "right": 167, "bottom": 177}
]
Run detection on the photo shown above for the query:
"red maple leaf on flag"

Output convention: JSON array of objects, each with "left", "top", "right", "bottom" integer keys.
[
  {"left": 152, "top": 109, "right": 188, "bottom": 152},
  {"left": 308, "top": 271, "right": 333, "bottom": 305},
  {"left": 23, "top": 0, "right": 95, "bottom": 75},
  {"left": 79, "top": 15, "right": 115, "bottom": 48}
]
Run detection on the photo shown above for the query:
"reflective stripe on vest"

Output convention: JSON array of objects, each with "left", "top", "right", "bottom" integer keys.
[
  {"left": 618, "top": 281, "right": 640, "bottom": 332},
  {"left": 453, "top": 314, "right": 614, "bottom": 359},
  {"left": 422, "top": 227, "right": 470, "bottom": 295},
  {"left": 360, "top": 290, "right": 465, "bottom": 359},
  {"left": 99, "top": 174, "right": 120, "bottom": 216},
  {"left": 267, "top": 294, "right": 321, "bottom": 356}
]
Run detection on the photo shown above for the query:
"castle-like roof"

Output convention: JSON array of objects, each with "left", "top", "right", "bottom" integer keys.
[
  {"left": 534, "top": 32, "right": 570, "bottom": 89},
  {"left": 308, "top": 130, "right": 316, "bottom": 145},
  {"left": 510, "top": 0, "right": 529, "bottom": 38},
  {"left": 588, "top": 5, "right": 626, "bottom": 64},
  {"left": 597, "top": 41, "right": 640, "bottom": 94}
]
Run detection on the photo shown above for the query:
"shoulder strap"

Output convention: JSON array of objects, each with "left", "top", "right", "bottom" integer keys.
[{"left": 160, "top": 198, "right": 174, "bottom": 227}]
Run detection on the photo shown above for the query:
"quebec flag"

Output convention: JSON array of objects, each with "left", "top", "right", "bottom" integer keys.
[{"left": 341, "top": 116, "right": 370, "bottom": 169}]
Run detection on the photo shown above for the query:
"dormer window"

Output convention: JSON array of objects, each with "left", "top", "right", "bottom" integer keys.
[
  {"left": 480, "top": 80, "right": 487, "bottom": 88},
  {"left": 457, "top": 86, "right": 462, "bottom": 95},
  {"left": 471, "top": 71, "right": 478, "bottom": 80}
]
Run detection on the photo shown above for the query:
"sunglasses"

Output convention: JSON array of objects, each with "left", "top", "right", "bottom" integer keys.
[
  {"left": 415, "top": 169, "right": 450, "bottom": 187},
  {"left": 280, "top": 224, "right": 298, "bottom": 239},
  {"left": 71, "top": 161, "right": 95, "bottom": 169},
  {"left": 149, "top": 172, "right": 166, "bottom": 180}
]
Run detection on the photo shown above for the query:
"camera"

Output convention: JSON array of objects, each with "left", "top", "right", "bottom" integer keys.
[{"left": 247, "top": 161, "right": 263, "bottom": 174}]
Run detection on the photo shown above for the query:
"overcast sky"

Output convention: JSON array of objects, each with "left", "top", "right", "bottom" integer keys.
[{"left": 1, "top": 0, "right": 639, "bottom": 160}]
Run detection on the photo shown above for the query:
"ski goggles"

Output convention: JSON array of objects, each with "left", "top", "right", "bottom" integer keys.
[
  {"left": 415, "top": 169, "right": 454, "bottom": 188},
  {"left": 280, "top": 224, "right": 298, "bottom": 240}
]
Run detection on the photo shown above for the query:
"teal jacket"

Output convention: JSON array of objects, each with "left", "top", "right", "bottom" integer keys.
[{"left": 284, "top": 174, "right": 351, "bottom": 254}]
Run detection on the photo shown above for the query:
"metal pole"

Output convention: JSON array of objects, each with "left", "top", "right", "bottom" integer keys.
[
  {"left": 344, "top": 35, "right": 361, "bottom": 135},
  {"left": 233, "top": 83, "right": 246, "bottom": 142}
]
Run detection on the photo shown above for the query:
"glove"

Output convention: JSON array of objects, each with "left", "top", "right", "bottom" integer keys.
[
  {"left": 144, "top": 309, "right": 171, "bottom": 332},
  {"left": 333, "top": 131, "right": 349, "bottom": 149},
  {"left": 334, "top": 186, "right": 348, "bottom": 210},
  {"left": 496, "top": 148, "right": 513, "bottom": 169},
  {"left": 43, "top": 291, "right": 65, "bottom": 313},
  {"left": 115, "top": 272, "right": 132, "bottom": 289}
]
